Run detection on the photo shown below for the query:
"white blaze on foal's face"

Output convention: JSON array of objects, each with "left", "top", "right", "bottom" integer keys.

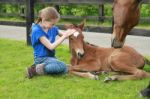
[{"left": 73, "top": 31, "right": 80, "bottom": 38}]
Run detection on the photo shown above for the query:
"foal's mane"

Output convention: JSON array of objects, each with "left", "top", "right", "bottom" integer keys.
[{"left": 85, "top": 41, "right": 98, "bottom": 48}]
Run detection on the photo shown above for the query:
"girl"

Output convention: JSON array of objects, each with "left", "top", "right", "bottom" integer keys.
[{"left": 26, "top": 7, "right": 76, "bottom": 78}]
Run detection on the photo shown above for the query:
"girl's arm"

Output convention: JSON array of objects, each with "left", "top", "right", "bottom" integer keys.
[
  {"left": 40, "top": 29, "right": 75, "bottom": 50},
  {"left": 58, "top": 30, "right": 64, "bottom": 37},
  {"left": 39, "top": 35, "right": 66, "bottom": 50}
]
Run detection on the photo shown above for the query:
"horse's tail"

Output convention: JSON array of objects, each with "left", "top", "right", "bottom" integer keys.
[{"left": 144, "top": 58, "right": 150, "bottom": 66}]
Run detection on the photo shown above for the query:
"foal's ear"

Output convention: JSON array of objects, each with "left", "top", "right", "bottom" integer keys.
[
  {"left": 78, "top": 19, "right": 86, "bottom": 30},
  {"left": 78, "top": 22, "right": 84, "bottom": 30}
]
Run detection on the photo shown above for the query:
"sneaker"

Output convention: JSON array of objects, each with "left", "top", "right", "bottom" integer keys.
[{"left": 26, "top": 64, "right": 36, "bottom": 79}]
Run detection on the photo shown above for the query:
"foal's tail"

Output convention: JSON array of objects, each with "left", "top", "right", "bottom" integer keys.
[{"left": 144, "top": 58, "right": 150, "bottom": 66}]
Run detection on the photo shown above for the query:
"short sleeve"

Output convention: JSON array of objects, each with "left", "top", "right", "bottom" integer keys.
[
  {"left": 54, "top": 26, "right": 59, "bottom": 36},
  {"left": 31, "top": 29, "right": 45, "bottom": 46}
]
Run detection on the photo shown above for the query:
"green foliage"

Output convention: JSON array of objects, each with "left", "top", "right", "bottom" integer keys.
[
  {"left": 60, "top": 5, "right": 98, "bottom": 16},
  {"left": 0, "top": 4, "right": 19, "bottom": 14},
  {"left": 141, "top": 4, "right": 150, "bottom": 17},
  {"left": 34, "top": 4, "right": 47, "bottom": 16},
  {"left": 60, "top": 5, "right": 72, "bottom": 15},
  {"left": 104, "top": 4, "right": 112, "bottom": 16},
  {"left": 0, "top": 3, "right": 149, "bottom": 17},
  {"left": 0, "top": 38, "right": 150, "bottom": 99},
  {"left": 71, "top": 5, "right": 98, "bottom": 16},
  {"left": 0, "top": 3, "right": 149, "bottom": 29}
]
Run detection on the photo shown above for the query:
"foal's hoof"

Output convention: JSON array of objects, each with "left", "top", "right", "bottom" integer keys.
[
  {"left": 104, "top": 76, "right": 117, "bottom": 83},
  {"left": 94, "top": 75, "right": 99, "bottom": 80},
  {"left": 101, "top": 71, "right": 108, "bottom": 74},
  {"left": 104, "top": 77, "right": 112, "bottom": 83}
]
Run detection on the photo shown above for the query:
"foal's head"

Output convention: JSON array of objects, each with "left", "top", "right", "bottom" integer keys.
[
  {"left": 112, "top": 0, "right": 141, "bottom": 48},
  {"left": 65, "top": 23, "right": 85, "bottom": 59}
]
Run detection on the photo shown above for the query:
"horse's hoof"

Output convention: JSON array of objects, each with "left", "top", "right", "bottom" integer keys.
[
  {"left": 94, "top": 75, "right": 99, "bottom": 80},
  {"left": 101, "top": 71, "right": 108, "bottom": 74},
  {"left": 90, "top": 71, "right": 100, "bottom": 75},
  {"left": 104, "top": 77, "right": 112, "bottom": 83}
]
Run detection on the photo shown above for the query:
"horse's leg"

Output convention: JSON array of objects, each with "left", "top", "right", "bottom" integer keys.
[
  {"left": 69, "top": 71, "right": 99, "bottom": 80},
  {"left": 104, "top": 70, "right": 150, "bottom": 82},
  {"left": 69, "top": 63, "right": 100, "bottom": 72},
  {"left": 71, "top": 57, "right": 78, "bottom": 66},
  {"left": 110, "top": 71, "right": 124, "bottom": 75},
  {"left": 104, "top": 60, "right": 150, "bottom": 82},
  {"left": 68, "top": 63, "right": 100, "bottom": 80},
  {"left": 104, "top": 74, "right": 139, "bottom": 82}
]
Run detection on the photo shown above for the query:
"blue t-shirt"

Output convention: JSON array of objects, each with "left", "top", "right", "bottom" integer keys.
[{"left": 31, "top": 24, "right": 59, "bottom": 58}]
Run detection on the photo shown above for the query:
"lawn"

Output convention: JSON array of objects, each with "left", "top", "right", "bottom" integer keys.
[{"left": 0, "top": 38, "right": 150, "bottom": 99}]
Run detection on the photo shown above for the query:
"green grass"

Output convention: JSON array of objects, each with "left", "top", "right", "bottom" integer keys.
[{"left": 0, "top": 38, "right": 150, "bottom": 99}]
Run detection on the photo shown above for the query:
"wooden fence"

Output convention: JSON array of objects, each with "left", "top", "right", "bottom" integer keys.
[{"left": 0, "top": 0, "right": 150, "bottom": 45}]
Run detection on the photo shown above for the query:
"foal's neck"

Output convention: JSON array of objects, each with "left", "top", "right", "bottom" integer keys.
[
  {"left": 83, "top": 41, "right": 98, "bottom": 51},
  {"left": 83, "top": 41, "right": 110, "bottom": 56}
]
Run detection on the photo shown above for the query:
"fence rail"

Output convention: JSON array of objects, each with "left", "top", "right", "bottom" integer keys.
[
  {"left": 1, "top": 13, "right": 150, "bottom": 22},
  {"left": 1, "top": 20, "right": 149, "bottom": 37},
  {"left": 0, "top": 0, "right": 24, "bottom": 4}
]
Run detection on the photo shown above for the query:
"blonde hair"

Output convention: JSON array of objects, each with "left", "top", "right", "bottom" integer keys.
[{"left": 35, "top": 7, "right": 60, "bottom": 24}]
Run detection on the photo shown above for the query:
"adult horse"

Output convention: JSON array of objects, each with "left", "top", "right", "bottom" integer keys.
[
  {"left": 112, "top": 0, "right": 142, "bottom": 48},
  {"left": 67, "top": 23, "right": 150, "bottom": 82}
]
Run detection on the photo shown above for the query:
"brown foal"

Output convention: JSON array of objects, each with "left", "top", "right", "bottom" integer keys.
[{"left": 67, "top": 23, "right": 150, "bottom": 82}]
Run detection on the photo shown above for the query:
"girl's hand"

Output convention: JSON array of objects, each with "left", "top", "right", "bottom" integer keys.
[{"left": 63, "top": 29, "right": 76, "bottom": 38}]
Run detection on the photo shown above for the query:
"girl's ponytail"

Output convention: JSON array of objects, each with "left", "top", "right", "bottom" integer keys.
[
  {"left": 35, "top": 10, "right": 42, "bottom": 24},
  {"left": 35, "top": 17, "right": 42, "bottom": 24}
]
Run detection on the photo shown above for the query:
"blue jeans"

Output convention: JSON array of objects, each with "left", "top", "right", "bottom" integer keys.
[{"left": 34, "top": 57, "right": 68, "bottom": 74}]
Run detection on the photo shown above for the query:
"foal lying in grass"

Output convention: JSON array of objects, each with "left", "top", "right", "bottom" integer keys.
[{"left": 67, "top": 23, "right": 150, "bottom": 82}]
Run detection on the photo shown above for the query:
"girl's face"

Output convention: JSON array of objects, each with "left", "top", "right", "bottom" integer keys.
[{"left": 42, "top": 18, "right": 59, "bottom": 29}]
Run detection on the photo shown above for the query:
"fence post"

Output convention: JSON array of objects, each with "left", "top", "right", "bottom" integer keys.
[
  {"left": 26, "top": 0, "right": 34, "bottom": 45},
  {"left": 98, "top": 4, "right": 104, "bottom": 22},
  {"left": 54, "top": 5, "right": 60, "bottom": 13},
  {"left": 20, "top": 5, "right": 25, "bottom": 18}
]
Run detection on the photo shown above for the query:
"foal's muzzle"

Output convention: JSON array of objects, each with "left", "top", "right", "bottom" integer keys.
[
  {"left": 76, "top": 49, "right": 84, "bottom": 59},
  {"left": 77, "top": 52, "right": 84, "bottom": 58}
]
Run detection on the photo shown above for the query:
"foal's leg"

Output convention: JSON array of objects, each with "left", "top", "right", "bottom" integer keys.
[
  {"left": 69, "top": 71, "right": 99, "bottom": 80},
  {"left": 68, "top": 63, "right": 100, "bottom": 80},
  {"left": 69, "top": 63, "right": 100, "bottom": 72},
  {"left": 104, "top": 74, "right": 138, "bottom": 82},
  {"left": 104, "top": 70, "right": 150, "bottom": 82},
  {"left": 104, "top": 60, "right": 150, "bottom": 82}
]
